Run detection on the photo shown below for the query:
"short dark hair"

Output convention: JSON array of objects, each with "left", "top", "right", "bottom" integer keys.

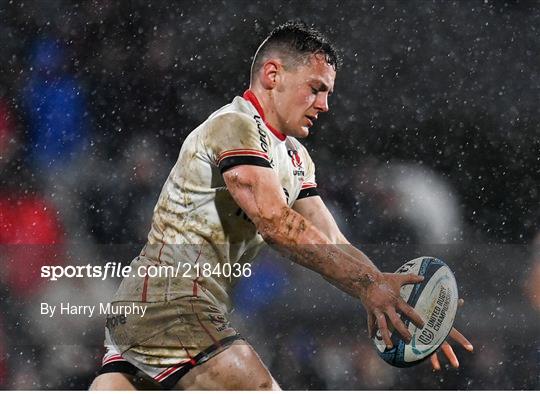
[{"left": 250, "top": 21, "right": 342, "bottom": 80}]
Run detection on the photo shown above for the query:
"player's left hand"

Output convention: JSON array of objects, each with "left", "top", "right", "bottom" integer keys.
[{"left": 429, "top": 299, "right": 474, "bottom": 371}]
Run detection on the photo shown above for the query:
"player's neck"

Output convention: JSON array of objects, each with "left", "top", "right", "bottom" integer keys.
[{"left": 244, "top": 87, "right": 287, "bottom": 141}]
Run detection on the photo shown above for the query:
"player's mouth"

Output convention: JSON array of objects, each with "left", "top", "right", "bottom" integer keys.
[{"left": 305, "top": 115, "right": 316, "bottom": 127}]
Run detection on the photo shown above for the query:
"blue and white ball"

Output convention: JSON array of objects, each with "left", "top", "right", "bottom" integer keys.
[{"left": 373, "top": 256, "right": 459, "bottom": 368}]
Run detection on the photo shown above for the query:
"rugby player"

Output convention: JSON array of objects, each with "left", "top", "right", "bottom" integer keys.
[{"left": 90, "top": 22, "right": 472, "bottom": 390}]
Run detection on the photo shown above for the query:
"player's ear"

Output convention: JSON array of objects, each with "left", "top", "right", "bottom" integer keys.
[{"left": 260, "top": 59, "right": 281, "bottom": 89}]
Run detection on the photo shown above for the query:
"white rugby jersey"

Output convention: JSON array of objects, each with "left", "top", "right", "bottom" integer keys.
[{"left": 113, "top": 90, "right": 319, "bottom": 311}]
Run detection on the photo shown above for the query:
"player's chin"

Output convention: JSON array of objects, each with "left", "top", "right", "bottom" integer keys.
[
  {"left": 284, "top": 125, "right": 310, "bottom": 138},
  {"left": 296, "top": 126, "right": 310, "bottom": 138}
]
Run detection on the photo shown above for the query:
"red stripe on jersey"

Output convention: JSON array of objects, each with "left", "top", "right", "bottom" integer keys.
[
  {"left": 154, "top": 366, "right": 174, "bottom": 381},
  {"left": 154, "top": 361, "right": 189, "bottom": 382},
  {"left": 243, "top": 90, "right": 286, "bottom": 141},
  {"left": 217, "top": 149, "right": 269, "bottom": 163},
  {"left": 190, "top": 301, "right": 220, "bottom": 347},
  {"left": 191, "top": 246, "right": 203, "bottom": 297},
  {"left": 141, "top": 272, "right": 149, "bottom": 302},
  {"left": 192, "top": 278, "right": 198, "bottom": 297},
  {"left": 141, "top": 243, "right": 165, "bottom": 302},
  {"left": 102, "top": 355, "right": 125, "bottom": 365},
  {"left": 301, "top": 182, "right": 317, "bottom": 189},
  {"left": 177, "top": 336, "right": 197, "bottom": 366},
  {"left": 218, "top": 148, "right": 268, "bottom": 157}
]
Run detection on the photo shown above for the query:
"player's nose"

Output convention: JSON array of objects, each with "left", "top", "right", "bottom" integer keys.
[{"left": 314, "top": 93, "right": 329, "bottom": 113}]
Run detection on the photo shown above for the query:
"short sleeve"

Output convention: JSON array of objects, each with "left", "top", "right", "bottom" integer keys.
[
  {"left": 204, "top": 112, "right": 272, "bottom": 173},
  {"left": 297, "top": 147, "right": 318, "bottom": 200}
]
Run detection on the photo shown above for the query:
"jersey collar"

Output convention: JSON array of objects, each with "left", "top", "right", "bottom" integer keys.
[{"left": 242, "top": 89, "right": 287, "bottom": 141}]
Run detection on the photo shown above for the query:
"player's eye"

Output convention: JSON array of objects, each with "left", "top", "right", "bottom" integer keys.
[{"left": 311, "top": 87, "right": 318, "bottom": 95}]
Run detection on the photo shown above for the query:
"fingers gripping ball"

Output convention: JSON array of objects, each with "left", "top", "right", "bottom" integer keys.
[{"left": 373, "top": 257, "right": 459, "bottom": 368}]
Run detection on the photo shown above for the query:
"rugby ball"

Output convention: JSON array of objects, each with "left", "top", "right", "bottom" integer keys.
[{"left": 373, "top": 256, "right": 458, "bottom": 368}]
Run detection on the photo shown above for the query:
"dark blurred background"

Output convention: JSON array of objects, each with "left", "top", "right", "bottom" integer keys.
[{"left": 0, "top": 0, "right": 538, "bottom": 390}]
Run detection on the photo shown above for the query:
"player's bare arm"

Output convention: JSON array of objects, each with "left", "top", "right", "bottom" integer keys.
[
  {"left": 293, "top": 195, "right": 473, "bottom": 369},
  {"left": 223, "top": 164, "right": 424, "bottom": 348}
]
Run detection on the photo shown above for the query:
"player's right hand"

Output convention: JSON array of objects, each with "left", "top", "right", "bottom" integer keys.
[{"left": 364, "top": 272, "right": 425, "bottom": 349}]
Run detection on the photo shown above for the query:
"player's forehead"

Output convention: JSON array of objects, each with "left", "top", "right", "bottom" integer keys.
[{"left": 295, "top": 54, "right": 336, "bottom": 93}]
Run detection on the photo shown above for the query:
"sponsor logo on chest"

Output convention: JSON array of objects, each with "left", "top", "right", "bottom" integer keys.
[{"left": 254, "top": 115, "right": 269, "bottom": 153}]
